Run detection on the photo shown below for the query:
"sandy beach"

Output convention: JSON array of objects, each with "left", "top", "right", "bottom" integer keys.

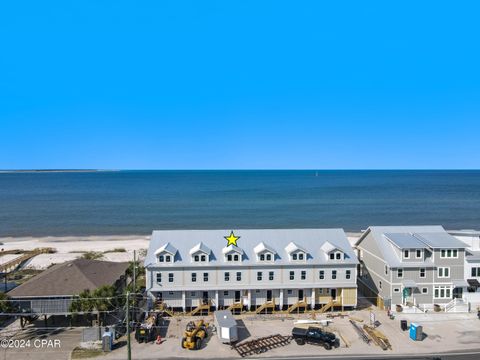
[{"left": 0, "top": 235, "right": 150, "bottom": 270}]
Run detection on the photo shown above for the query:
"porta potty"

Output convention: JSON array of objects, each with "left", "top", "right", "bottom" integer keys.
[
  {"left": 409, "top": 323, "right": 423, "bottom": 341},
  {"left": 214, "top": 310, "right": 239, "bottom": 344}
]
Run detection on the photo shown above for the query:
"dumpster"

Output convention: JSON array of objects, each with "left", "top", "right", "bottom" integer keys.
[
  {"left": 409, "top": 323, "right": 423, "bottom": 341},
  {"left": 400, "top": 320, "right": 408, "bottom": 331}
]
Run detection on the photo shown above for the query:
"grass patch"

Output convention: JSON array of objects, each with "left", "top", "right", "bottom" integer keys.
[
  {"left": 81, "top": 252, "right": 104, "bottom": 260},
  {"left": 104, "top": 248, "right": 126, "bottom": 253},
  {"left": 71, "top": 347, "right": 105, "bottom": 359}
]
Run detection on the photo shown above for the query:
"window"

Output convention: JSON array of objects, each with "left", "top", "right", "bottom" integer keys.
[
  {"left": 203, "top": 272, "right": 209, "bottom": 282},
  {"left": 472, "top": 267, "right": 480, "bottom": 277},
  {"left": 403, "top": 250, "right": 410, "bottom": 259},
  {"left": 168, "top": 291, "right": 174, "bottom": 295},
  {"left": 223, "top": 291, "right": 229, "bottom": 296},
  {"left": 346, "top": 270, "right": 351, "bottom": 279},
  {"left": 330, "top": 253, "right": 335, "bottom": 260},
  {"left": 159, "top": 255, "right": 164, "bottom": 262},
  {"left": 233, "top": 254, "right": 239, "bottom": 261},
  {"left": 236, "top": 272, "right": 242, "bottom": 281},
  {"left": 190, "top": 292, "right": 196, "bottom": 297},
  {"left": 441, "top": 249, "right": 458, "bottom": 258},
  {"left": 165, "top": 255, "right": 171, "bottom": 262},
  {"left": 266, "top": 253, "right": 272, "bottom": 261},
  {"left": 332, "top": 270, "right": 337, "bottom": 280},
  {"left": 434, "top": 286, "right": 452, "bottom": 299},
  {"left": 379, "top": 281, "right": 382, "bottom": 289},
  {"left": 319, "top": 270, "right": 325, "bottom": 280},
  {"left": 290, "top": 271, "right": 295, "bottom": 280},
  {"left": 336, "top": 253, "right": 341, "bottom": 260},
  {"left": 260, "top": 254, "right": 265, "bottom": 261},
  {"left": 420, "top": 268, "right": 426, "bottom": 278},
  {"left": 301, "top": 271, "right": 306, "bottom": 280},
  {"left": 287, "top": 290, "right": 293, "bottom": 295},
  {"left": 397, "top": 268, "right": 403, "bottom": 278},
  {"left": 227, "top": 254, "right": 232, "bottom": 261},
  {"left": 385, "top": 265, "right": 388, "bottom": 275},
  {"left": 416, "top": 249, "right": 422, "bottom": 258},
  {"left": 156, "top": 273, "right": 162, "bottom": 283},
  {"left": 393, "top": 288, "right": 400, "bottom": 293},
  {"left": 438, "top": 267, "right": 450, "bottom": 278},
  {"left": 269, "top": 271, "right": 274, "bottom": 281},
  {"left": 168, "top": 273, "right": 174, "bottom": 283},
  {"left": 191, "top": 273, "right": 197, "bottom": 282},
  {"left": 224, "top": 272, "right": 230, "bottom": 281},
  {"left": 257, "top": 271, "right": 263, "bottom": 281},
  {"left": 255, "top": 290, "right": 261, "bottom": 293},
  {"left": 194, "top": 255, "right": 200, "bottom": 262},
  {"left": 200, "top": 254, "right": 206, "bottom": 262},
  {"left": 292, "top": 253, "right": 298, "bottom": 260},
  {"left": 422, "top": 287, "right": 428, "bottom": 294},
  {"left": 298, "top": 253, "right": 304, "bottom": 260}
]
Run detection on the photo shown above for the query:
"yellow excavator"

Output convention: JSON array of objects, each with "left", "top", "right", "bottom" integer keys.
[{"left": 181, "top": 319, "right": 209, "bottom": 350}]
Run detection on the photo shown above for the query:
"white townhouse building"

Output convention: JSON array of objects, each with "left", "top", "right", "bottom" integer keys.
[
  {"left": 144, "top": 229, "right": 358, "bottom": 313},
  {"left": 356, "top": 225, "right": 470, "bottom": 312},
  {"left": 448, "top": 230, "right": 480, "bottom": 301}
]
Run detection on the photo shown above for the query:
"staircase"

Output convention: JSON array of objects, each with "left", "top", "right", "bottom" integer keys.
[
  {"left": 0, "top": 248, "right": 53, "bottom": 273},
  {"left": 189, "top": 300, "right": 211, "bottom": 316},
  {"left": 318, "top": 300, "right": 334, "bottom": 314},
  {"left": 287, "top": 298, "right": 308, "bottom": 313},
  {"left": 445, "top": 298, "right": 469, "bottom": 313},
  {"left": 226, "top": 302, "right": 244, "bottom": 314},
  {"left": 255, "top": 300, "right": 275, "bottom": 314},
  {"left": 155, "top": 301, "right": 174, "bottom": 317}
]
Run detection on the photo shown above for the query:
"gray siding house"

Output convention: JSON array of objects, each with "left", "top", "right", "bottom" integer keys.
[
  {"left": 356, "top": 225, "right": 469, "bottom": 312},
  {"left": 144, "top": 229, "right": 358, "bottom": 313}
]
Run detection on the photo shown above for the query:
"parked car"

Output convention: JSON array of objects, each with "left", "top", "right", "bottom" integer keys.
[{"left": 291, "top": 327, "right": 339, "bottom": 350}]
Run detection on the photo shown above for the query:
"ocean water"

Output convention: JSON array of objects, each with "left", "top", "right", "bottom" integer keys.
[{"left": 0, "top": 170, "right": 479, "bottom": 237}]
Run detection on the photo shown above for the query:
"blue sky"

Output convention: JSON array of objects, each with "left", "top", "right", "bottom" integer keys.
[{"left": 1, "top": 1, "right": 479, "bottom": 169}]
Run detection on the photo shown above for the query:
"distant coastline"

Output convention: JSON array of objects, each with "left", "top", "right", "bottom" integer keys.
[{"left": 0, "top": 169, "right": 117, "bottom": 173}]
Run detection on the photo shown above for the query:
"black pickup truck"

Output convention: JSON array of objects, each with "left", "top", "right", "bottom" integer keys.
[{"left": 291, "top": 327, "right": 339, "bottom": 350}]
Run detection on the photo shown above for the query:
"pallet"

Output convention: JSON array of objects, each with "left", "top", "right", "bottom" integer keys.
[
  {"left": 232, "top": 334, "right": 292, "bottom": 357},
  {"left": 363, "top": 325, "right": 392, "bottom": 350}
]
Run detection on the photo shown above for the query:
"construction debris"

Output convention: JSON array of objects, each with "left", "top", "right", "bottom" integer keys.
[
  {"left": 363, "top": 325, "right": 392, "bottom": 351},
  {"left": 232, "top": 334, "right": 292, "bottom": 357},
  {"left": 349, "top": 319, "right": 371, "bottom": 344}
]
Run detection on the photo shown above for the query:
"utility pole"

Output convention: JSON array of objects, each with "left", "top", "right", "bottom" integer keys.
[
  {"left": 133, "top": 250, "right": 136, "bottom": 293},
  {"left": 126, "top": 291, "right": 131, "bottom": 360}
]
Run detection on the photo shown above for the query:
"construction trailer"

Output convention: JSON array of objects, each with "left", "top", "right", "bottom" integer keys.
[{"left": 214, "top": 310, "right": 238, "bottom": 343}]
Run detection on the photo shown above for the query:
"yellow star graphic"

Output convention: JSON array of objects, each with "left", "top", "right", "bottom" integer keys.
[{"left": 224, "top": 231, "right": 240, "bottom": 246}]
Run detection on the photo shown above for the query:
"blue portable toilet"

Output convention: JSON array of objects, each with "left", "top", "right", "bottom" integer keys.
[{"left": 409, "top": 323, "right": 423, "bottom": 341}]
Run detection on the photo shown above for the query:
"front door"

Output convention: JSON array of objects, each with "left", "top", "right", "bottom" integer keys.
[
  {"left": 453, "top": 287, "right": 463, "bottom": 299},
  {"left": 298, "top": 289, "right": 304, "bottom": 301},
  {"left": 235, "top": 290, "right": 241, "bottom": 302},
  {"left": 267, "top": 290, "right": 273, "bottom": 302},
  {"left": 202, "top": 291, "right": 209, "bottom": 304},
  {"left": 331, "top": 289, "right": 337, "bottom": 301}
]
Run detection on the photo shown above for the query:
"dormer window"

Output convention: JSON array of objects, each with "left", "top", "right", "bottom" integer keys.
[
  {"left": 254, "top": 242, "right": 276, "bottom": 263},
  {"left": 223, "top": 245, "right": 243, "bottom": 262},
  {"left": 329, "top": 251, "right": 344, "bottom": 260},
  {"left": 189, "top": 242, "right": 211, "bottom": 263},
  {"left": 285, "top": 242, "right": 307, "bottom": 262},
  {"left": 154, "top": 242, "right": 178, "bottom": 264}
]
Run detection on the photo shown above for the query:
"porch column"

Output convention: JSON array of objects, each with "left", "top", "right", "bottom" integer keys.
[
  {"left": 279, "top": 289, "right": 284, "bottom": 310},
  {"left": 247, "top": 290, "right": 252, "bottom": 310},
  {"left": 182, "top": 291, "right": 186, "bottom": 312},
  {"left": 311, "top": 288, "right": 316, "bottom": 310},
  {"left": 215, "top": 290, "right": 219, "bottom": 310}
]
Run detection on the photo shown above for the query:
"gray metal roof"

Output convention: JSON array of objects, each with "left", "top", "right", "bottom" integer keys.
[
  {"left": 384, "top": 233, "right": 429, "bottom": 249},
  {"left": 415, "top": 232, "right": 469, "bottom": 249},
  {"left": 356, "top": 225, "right": 464, "bottom": 268},
  {"left": 466, "top": 250, "right": 480, "bottom": 262},
  {"left": 145, "top": 229, "right": 358, "bottom": 268}
]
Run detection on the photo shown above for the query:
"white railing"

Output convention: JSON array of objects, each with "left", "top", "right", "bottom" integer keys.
[{"left": 445, "top": 298, "right": 457, "bottom": 312}]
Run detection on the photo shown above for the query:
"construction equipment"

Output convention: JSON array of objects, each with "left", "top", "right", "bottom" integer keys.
[
  {"left": 135, "top": 312, "right": 161, "bottom": 343},
  {"left": 232, "top": 334, "right": 292, "bottom": 357},
  {"left": 181, "top": 320, "right": 209, "bottom": 350}
]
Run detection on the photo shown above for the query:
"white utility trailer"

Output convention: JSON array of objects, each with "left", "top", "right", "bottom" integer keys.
[{"left": 214, "top": 310, "right": 239, "bottom": 343}]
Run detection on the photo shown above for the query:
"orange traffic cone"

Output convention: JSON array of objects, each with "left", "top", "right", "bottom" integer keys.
[{"left": 156, "top": 335, "right": 162, "bottom": 344}]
